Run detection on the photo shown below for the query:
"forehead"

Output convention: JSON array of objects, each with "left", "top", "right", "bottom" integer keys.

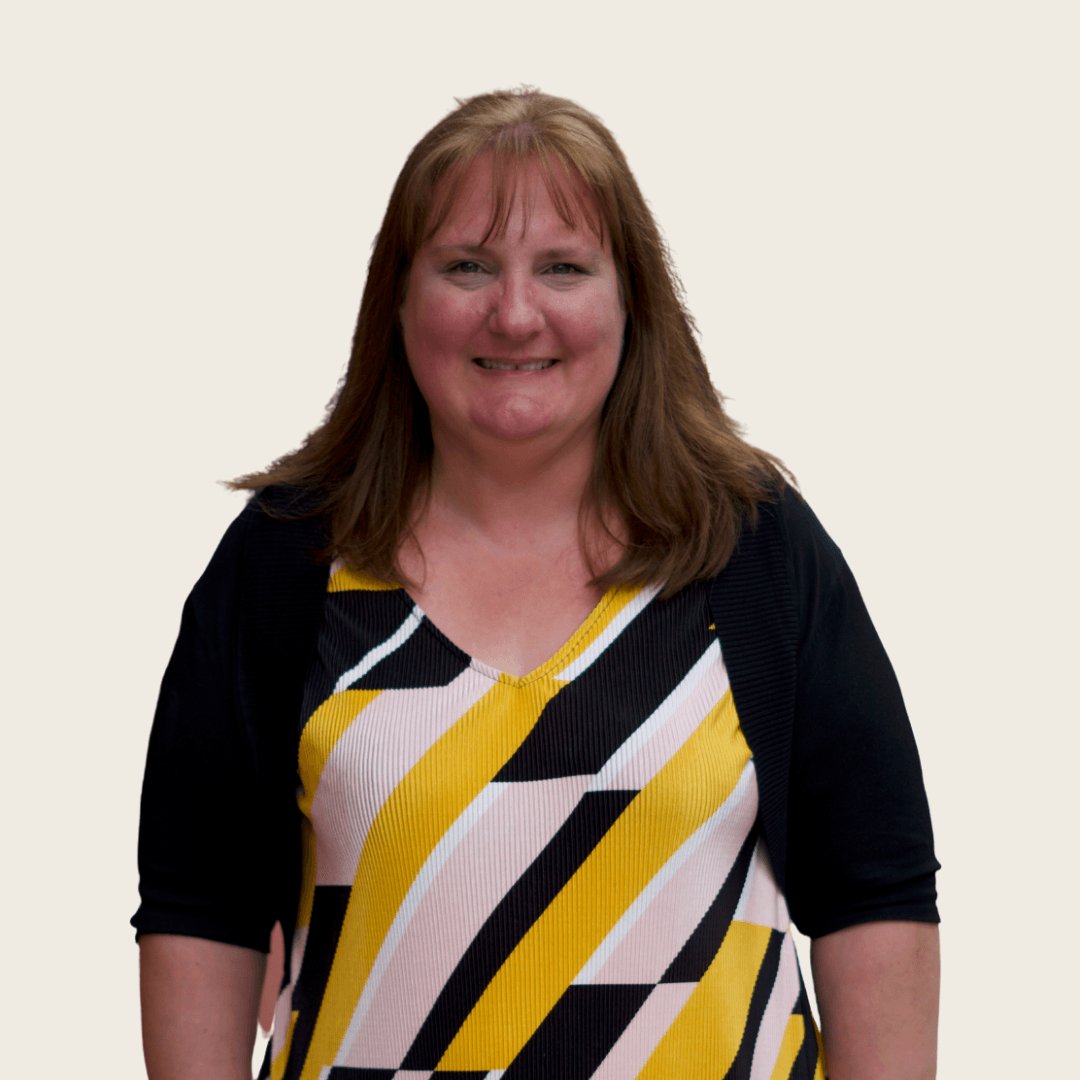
[{"left": 424, "top": 154, "right": 605, "bottom": 248}]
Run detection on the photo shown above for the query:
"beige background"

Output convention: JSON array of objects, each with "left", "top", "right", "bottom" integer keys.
[{"left": 2, "top": 2, "right": 1076, "bottom": 1076}]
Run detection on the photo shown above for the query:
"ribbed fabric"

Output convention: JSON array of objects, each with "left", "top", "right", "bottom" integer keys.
[
  {"left": 133, "top": 486, "right": 938, "bottom": 1080},
  {"left": 707, "top": 499, "right": 798, "bottom": 903},
  {"left": 266, "top": 567, "right": 823, "bottom": 1080}
]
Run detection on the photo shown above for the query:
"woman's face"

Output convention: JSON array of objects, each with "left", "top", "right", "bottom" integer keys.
[{"left": 400, "top": 155, "right": 626, "bottom": 453}]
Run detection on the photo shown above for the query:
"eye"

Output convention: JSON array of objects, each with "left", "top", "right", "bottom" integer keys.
[
  {"left": 547, "top": 263, "right": 582, "bottom": 276},
  {"left": 450, "top": 260, "right": 485, "bottom": 274}
]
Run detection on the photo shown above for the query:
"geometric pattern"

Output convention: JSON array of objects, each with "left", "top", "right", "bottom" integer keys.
[{"left": 261, "top": 567, "right": 826, "bottom": 1080}]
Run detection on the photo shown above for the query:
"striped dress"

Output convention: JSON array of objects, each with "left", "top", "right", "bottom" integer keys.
[{"left": 265, "top": 562, "right": 826, "bottom": 1080}]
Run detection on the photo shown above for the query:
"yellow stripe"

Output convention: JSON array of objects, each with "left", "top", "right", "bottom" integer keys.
[
  {"left": 297, "top": 675, "right": 562, "bottom": 1080},
  {"left": 269, "top": 1012, "right": 298, "bottom": 1080},
  {"left": 548, "top": 587, "right": 639, "bottom": 678},
  {"left": 553, "top": 584, "right": 642, "bottom": 669},
  {"left": 487, "top": 583, "right": 642, "bottom": 687},
  {"left": 639, "top": 921, "right": 773, "bottom": 1079},
  {"left": 437, "top": 688, "right": 750, "bottom": 1071},
  {"left": 328, "top": 565, "right": 401, "bottom": 592},
  {"left": 297, "top": 689, "right": 382, "bottom": 820},
  {"left": 294, "top": 690, "right": 381, "bottom": 928},
  {"left": 768, "top": 1014, "right": 805, "bottom": 1080}
]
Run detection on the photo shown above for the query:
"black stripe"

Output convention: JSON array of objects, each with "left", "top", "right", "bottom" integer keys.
[
  {"left": 430, "top": 1074, "right": 492, "bottom": 1079},
  {"left": 723, "top": 929, "right": 785, "bottom": 1080},
  {"left": 503, "top": 984, "right": 654, "bottom": 1079},
  {"left": 301, "top": 589, "right": 414, "bottom": 708},
  {"left": 282, "top": 886, "right": 352, "bottom": 1080},
  {"left": 400, "top": 790, "right": 638, "bottom": 1070},
  {"left": 495, "top": 586, "right": 712, "bottom": 781},
  {"left": 792, "top": 982, "right": 821, "bottom": 1079},
  {"left": 661, "top": 824, "right": 759, "bottom": 983},
  {"left": 326, "top": 1070, "right": 396, "bottom": 1080},
  {"left": 346, "top": 614, "right": 471, "bottom": 689}
]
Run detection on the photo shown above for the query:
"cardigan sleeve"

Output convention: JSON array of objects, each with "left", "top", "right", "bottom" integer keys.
[
  {"left": 131, "top": 504, "right": 282, "bottom": 952},
  {"left": 778, "top": 494, "right": 940, "bottom": 938}
]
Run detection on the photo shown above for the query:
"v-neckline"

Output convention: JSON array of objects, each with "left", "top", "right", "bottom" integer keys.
[{"left": 400, "top": 585, "right": 622, "bottom": 687}]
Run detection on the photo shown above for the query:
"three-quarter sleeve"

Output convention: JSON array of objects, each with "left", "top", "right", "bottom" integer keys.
[
  {"left": 132, "top": 509, "right": 280, "bottom": 952},
  {"left": 779, "top": 495, "right": 940, "bottom": 939}
]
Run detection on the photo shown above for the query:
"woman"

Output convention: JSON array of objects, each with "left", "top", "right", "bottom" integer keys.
[{"left": 135, "top": 88, "right": 940, "bottom": 1080}]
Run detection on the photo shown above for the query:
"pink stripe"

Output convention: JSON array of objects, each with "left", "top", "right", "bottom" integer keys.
[
  {"left": 606, "top": 657, "right": 731, "bottom": 790},
  {"left": 591, "top": 983, "right": 697, "bottom": 1080},
  {"left": 342, "top": 777, "right": 591, "bottom": 1068},
  {"left": 738, "top": 841, "right": 791, "bottom": 932},
  {"left": 749, "top": 934, "right": 802, "bottom": 1080},
  {"left": 309, "top": 667, "right": 495, "bottom": 885},
  {"left": 591, "top": 774, "right": 758, "bottom": 984}
]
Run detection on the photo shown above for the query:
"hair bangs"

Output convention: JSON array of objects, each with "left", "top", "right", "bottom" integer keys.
[{"left": 419, "top": 144, "right": 607, "bottom": 252}]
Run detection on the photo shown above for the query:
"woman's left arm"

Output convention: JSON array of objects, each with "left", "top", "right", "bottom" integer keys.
[{"left": 811, "top": 920, "right": 940, "bottom": 1080}]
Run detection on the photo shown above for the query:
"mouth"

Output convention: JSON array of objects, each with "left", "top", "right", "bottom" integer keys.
[{"left": 473, "top": 358, "right": 558, "bottom": 371}]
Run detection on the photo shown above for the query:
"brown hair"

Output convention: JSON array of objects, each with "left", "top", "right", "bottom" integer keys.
[{"left": 232, "top": 87, "right": 790, "bottom": 597}]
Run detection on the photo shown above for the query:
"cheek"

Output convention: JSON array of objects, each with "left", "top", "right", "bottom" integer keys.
[
  {"left": 410, "top": 294, "right": 484, "bottom": 361},
  {"left": 403, "top": 295, "right": 481, "bottom": 406},
  {"left": 560, "top": 298, "right": 625, "bottom": 374}
]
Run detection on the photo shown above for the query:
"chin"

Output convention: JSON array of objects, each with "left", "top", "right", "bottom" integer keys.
[{"left": 468, "top": 397, "right": 561, "bottom": 442}]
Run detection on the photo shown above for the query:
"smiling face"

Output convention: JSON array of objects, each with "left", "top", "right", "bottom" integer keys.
[{"left": 400, "top": 155, "right": 626, "bottom": 455}]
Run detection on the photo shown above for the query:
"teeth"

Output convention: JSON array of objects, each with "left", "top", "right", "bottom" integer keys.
[{"left": 476, "top": 358, "right": 556, "bottom": 371}]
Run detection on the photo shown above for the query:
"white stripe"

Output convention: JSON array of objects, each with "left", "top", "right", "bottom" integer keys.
[
  {"left": 552, "top": 585, "right": 661, "bottom": 682},
  {"left": 572, "top": 761, "right": 757, "bottom": 985},
  {"left": 332, "top": 783, "right": 508, "bottom": 1066},
  {"left": 586, "top": 639, "right": 721, "bottom": 793},
  {"left": 332, "top": 603, "right": 423, "bottom": 694},
  {"left": 485, "top": 1072, "right": 507, "bottom": 1079}
]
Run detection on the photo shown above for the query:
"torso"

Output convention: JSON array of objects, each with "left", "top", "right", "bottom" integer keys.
[{"left": 269, "top": 570, "right": 826, "bottom": 1079}]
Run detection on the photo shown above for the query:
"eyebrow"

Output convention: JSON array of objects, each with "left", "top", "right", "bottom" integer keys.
[{"left": 431, "top": 243, "right": 602, "bottom": 261}]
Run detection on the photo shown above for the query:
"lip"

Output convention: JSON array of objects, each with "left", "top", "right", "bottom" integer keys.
[{"left": 472, "top": 358, "right": 559, "bottom": 372}]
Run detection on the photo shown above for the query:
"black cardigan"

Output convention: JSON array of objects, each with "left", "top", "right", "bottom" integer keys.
[{"left": 133, "top": 487, "right": 938, "bottom": 958}]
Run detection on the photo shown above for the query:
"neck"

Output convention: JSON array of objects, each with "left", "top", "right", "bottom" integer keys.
[{"left": 422, "top": 422, "right": 598, "bottom": 543}]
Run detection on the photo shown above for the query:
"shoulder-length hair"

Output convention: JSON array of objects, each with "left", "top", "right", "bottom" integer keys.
[{"left": 232, "top": 87, "right": 789, "bottom": 598}]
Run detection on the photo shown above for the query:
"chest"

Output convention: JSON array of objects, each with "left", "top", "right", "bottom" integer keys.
[
  {"left": 397, "top": 532, "right": 618, "bottom": 678},
  {"left": 298, "top": 576, "right": 749, "bottom": 881},
  {"left": 412, "top": 569, "right": 604, "bottom": 678}
]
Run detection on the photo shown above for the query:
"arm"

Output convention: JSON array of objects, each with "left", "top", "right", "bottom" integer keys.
[
  {"left": 811, "top": 920, "right": 940, "bottom": 1080},
  {"left": 140, "top": 933, "right": 266, "bottom": 1080}
]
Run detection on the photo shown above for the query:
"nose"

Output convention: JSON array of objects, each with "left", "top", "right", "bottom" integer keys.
[{"left": 487, "top": 273, "right": 545, "bottom": 338}]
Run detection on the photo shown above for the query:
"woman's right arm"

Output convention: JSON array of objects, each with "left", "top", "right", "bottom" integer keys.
[
  {"left": 140, "top": 934, "right": 266, "bottom": 1080},
  {"left": 134, "top": 500, "right": 326, "bottom": 1074}
]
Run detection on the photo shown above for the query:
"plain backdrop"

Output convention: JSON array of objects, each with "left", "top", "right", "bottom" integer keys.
[{"left": 2, "top": 2, "right": 1076, "bottom": 1076}]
